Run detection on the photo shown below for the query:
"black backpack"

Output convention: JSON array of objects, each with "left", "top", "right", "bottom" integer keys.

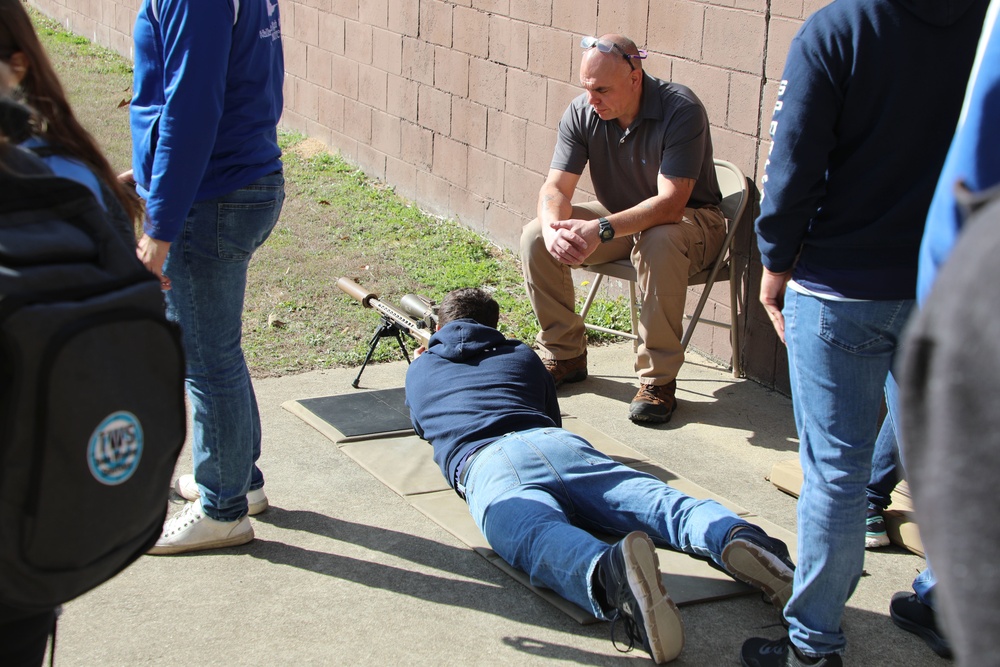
[{"left": 0, "top": 166, "right": 186, "bottom": 613}]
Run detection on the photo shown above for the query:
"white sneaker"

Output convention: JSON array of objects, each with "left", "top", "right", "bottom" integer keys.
[
  {"left": 174, "top": 474, "right": 269, "bottom": 516},
  {"left": 148, "top": 501, "right": 254, "bottom": 555}
]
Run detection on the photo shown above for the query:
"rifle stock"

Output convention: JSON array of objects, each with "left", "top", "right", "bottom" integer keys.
[{"left": 336, "top": 277, "right": 432, "bottom": 347}]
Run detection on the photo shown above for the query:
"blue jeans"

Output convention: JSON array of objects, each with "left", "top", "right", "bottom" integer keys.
[
  {"left": 782, "top": 290, "right": 914, "bottom": 656},
  {"left": 459, "top": 427, "right": 746, "bottom": 618},
  {"left": 163, "top": 172, "right": 284, "bottom": 521},
  {"left": 867, "top": 376, "right": 901, "bottom": 510}
]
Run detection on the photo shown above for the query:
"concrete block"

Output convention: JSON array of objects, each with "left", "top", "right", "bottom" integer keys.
[
  {"left": 454, "top": 6, "right": 490, "bottom": 58},
  {"left": 285, "top": 38, "right": 308, "bottom": 79},
  {"left": 371, "top": 27, "right": 403, "bottom": 75},
  {"left": 524, "top": 122, "right": 557, "bottom": 174},
  {"left": 489, "top": 15, "right": 529, "bottom": 69},
  {"left": 420, "top": 0, "right": 453, "bottom": 47},
  {"left": 710, "top": 128, "right": 758, "bottom": 182},
  {"left": 486, "top": 202, "right": 529, "bottom": 252},
  {"left": 552, "top": 0, "right": 597, "bottom": 35},
  {"left": 467, "top": 148, "right": 507, "bottom": 202},
  {"left": 527, "top": 24, "right": 574, "bottom": 81},
  {"left": 385, "top": 156, "right": 418, "bottom": 201},
  {"left": 486, "top": 109, "right": 527, "bottom": 164},
  {"left": 306, "top": 44, "right": 333, "bottom": 88},
  {"left": 358, "top": 0, "right": 388, "bottom": 28},
  {"left": 472, "top": 0, "right": 509, "bottom": 14},
  {"left": 415, "top": 170, "right": 453, "bottom": 218},
  {"left": 331, "top": 0, "right": 359, "bottom": 21},
  {"left": 771, "top": 0, "right": 805, "bottom": 19},
  {"left": 728, "top": 70, "right": 763, "bottom": 135},
  {"left": 317, "top": 88, "right": 346, "bottom": 134},
  {"left": 400, "top": 121, "right": 434, "bottom": 170},
  {"left": 766, "top": 18, "right": 802, "bottom": 80},
  {"left": 434, "top": 46, "right": 470, "bottom": 97},
  {"left": 702, "top": 6, "right": 766, "bottom": 74},
  {"left": 506, "top": 68, "right": 548, "bottom": 124},
  {"left": 371, "top": 109, "right": 400, "bottom": 156},
  {"left": 451, "top": 97, "right": 488, "bottom": 150},
  {"left": 344, "top": 97, "right": 373, "bottom": 142},
  {"left": 417, "top": 84, "right": 452, "bottom": 135},
  {"left": 503, "top": 161, "right": 544, "bottom": 215},
  {"left": 546, "top": 79, "right": 580, "bottom": 127},
  {"left": 388, "top": 0, "right": 419, "bottom": 37},
  {"left": 295, "top": 3, "right": 320, "bottom": 46},
  {"left": 450, "top": 186, "right": 487, "bottom": 230},
  {"left": 647, "top": 0, "right": 704, "bottom": 61},
  {"left": 597, "top": 1, "right": 649, "bottom": 45},
  {"left": 402, "top": 37, "right": 435, "bottom": 86},
  {"left": 345, "top": 20, "right": 373, "bottom": 65},
  {"left": 469, "top": 57, "right": 507, "bottom": 110},
  {"left": 433, "top": 135, "right": 470, "bottom": 187},
  {"left": 331, "top": 54, "right": 359, "bottom": 98},
  {"left": 509, "top": 0, "right": 551, "bottom": 25},
  {"left": 386, "top": 74, "right": 419, "bottom": 122},
  {"left": 319, "top": 11, "right": 346, "bottom": 55}
]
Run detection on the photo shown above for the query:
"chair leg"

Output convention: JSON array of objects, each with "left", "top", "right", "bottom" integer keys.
[
  {"left": 579, "top": 273, "right": 605, "bottom": 323},
  {"left": 729, "top": 265, "right": 742, "bottom": 378},
  {"left": 628, "top": 280, "right": 639, "bottom": 353}
]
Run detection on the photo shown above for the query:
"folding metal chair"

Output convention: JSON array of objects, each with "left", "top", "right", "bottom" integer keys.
[{"left": 578, "top": 159, "right": 749, "bottom": 377}]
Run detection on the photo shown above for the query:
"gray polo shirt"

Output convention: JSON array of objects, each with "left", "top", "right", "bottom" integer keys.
[{"left": 551, "top": 72, "right": 722, "bottom": 214}]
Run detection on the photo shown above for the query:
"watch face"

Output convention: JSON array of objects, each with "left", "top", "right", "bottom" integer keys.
[{"left": 599, "top": 218, "right": 614, "bottom": 241}]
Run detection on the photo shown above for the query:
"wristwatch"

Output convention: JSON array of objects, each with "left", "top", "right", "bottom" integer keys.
[{"left": 598, "top": 217, "right": 615, "bottom": 243}]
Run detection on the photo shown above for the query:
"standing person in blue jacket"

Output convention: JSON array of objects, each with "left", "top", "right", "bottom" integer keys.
[
  {"left": 740, "top": 0, "right": 987, "bottom": 665},
  {"left": 127, "top": 0, "right": 285, "bottom": 555},
  {"left": 406, "top": 287, "right": 796, "bottom": 665},
  {"left": 898, "top": 3, "right": 1000, "bottom": 662}
]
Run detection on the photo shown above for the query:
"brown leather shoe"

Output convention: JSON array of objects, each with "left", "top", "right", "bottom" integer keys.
[
  {"left": 542, "top": 351, "right": 587, "bottom": 387},
  {"left": 629, "top": 381, "right": 677, "bottom": 423}
]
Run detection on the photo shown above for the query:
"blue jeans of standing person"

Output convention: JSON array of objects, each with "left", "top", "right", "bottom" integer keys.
[
  {"left": 782, "top": 289, "right": 914, "bottom": 656},
  {"left": 458, "top": 427, "right": 748, "bottom": 618},
  {"left": 164, "top": 172, "right": 284, "bottom": 522},
  {"left": 867, "top": 376, "right": 901, "bottom": 510}
]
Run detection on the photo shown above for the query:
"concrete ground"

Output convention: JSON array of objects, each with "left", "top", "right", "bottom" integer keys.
[{"left": 52, "top": 343, "right": 942, "bottom": 666}]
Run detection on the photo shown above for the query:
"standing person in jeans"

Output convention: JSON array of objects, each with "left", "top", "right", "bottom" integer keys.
[
  {"left": 127, "top": 0, "right": 285, "bottom": 555},
  {"left": 406, "top": 288, "right": 795, "bottom": 664},
  {"left": 740, "top": 0, "right": 987, "bottom": 665}
]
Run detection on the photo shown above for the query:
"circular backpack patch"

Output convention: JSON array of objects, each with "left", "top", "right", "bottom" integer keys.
[{"left": 88, "top": 411, "right": 143, "bottom": 485}]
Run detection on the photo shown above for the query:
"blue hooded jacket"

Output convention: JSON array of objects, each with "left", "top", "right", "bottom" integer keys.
[
  {"left": 405, "top": 320, "right": 561, "bottom": 488},
  {"left": 130, "top": 0, "right": 284, "bottom": 242},
  {"left": 756, "top": 0, "right": 987, "bottom": 299}
]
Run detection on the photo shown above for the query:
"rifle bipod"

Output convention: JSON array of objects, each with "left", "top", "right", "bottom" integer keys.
[{"left": 352, "top": 314, "right": 413, "bottom": 388}]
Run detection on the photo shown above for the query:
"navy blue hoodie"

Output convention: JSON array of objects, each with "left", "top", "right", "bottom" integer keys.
[
  {"left": 405, "top": 320, "right": 561, "bottom": 488},
  {"left": 756, "top": 0, "right": 987, "bottom": 299}
]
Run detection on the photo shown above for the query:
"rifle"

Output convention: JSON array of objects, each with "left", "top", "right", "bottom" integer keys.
[{"left": 336, "top": 277, "right": 437, "bottom": 388}]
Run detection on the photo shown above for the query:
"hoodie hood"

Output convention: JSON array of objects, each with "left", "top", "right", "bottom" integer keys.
[
  {"left": 426, "top": 319, "right": 517, "bottom": 362},
  {"left": 895, "top": 0, "right": 982, "bottom": 26}
]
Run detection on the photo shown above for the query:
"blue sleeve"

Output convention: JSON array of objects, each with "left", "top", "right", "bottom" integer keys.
[
  {"left": 755, "top": 28, "right": 843, "bottom": 273},
  {"left": 144, "top": 0, "right": 233, "bottom": 241},
  {"left": 918, "top": 6, "right": 1000, "bottom": 304}
]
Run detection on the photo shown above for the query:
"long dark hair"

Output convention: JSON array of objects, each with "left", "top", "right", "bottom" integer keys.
[{"left": 0, "top": 0, "right": 141, "bottom": 223}]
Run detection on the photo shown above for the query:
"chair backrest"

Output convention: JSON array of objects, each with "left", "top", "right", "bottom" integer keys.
[{"left": 714, "top": 159, "right": 749, "bottom": 228}]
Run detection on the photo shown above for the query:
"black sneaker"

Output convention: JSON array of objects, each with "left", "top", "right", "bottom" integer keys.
[
  {"left": 599, "top": 532, "right": 684, "bottom": 664},
  {"left": 722, "top": 525, "right": 795, "bottom": 611},
  {"left": 741, "top": 637, "right": 843, "bottom": 667},
  {"left": 865, "top": 504, "right": 890, "bottom": 549},
  {"left": 889, "top": 591, "right": 952, "bottom": 658}
]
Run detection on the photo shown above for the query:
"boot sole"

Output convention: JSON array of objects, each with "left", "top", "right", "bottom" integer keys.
[
  {"left": 623, "top": 532, "right": 685, "bottom": 663},
  {"left": 721, "top": 539, "right": 794, "bottom": 610}
]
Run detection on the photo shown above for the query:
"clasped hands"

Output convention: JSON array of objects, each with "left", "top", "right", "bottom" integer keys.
[{"left": 543, "top": 217, "right": 601, "bottom": 266}]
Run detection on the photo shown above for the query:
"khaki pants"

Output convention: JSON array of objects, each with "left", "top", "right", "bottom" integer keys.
[{"left": 519, "top": 201, "right": 726, "bottom": 385}]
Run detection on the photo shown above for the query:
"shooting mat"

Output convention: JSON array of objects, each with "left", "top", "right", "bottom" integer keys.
[
  {"left": 770, "top": 458, "right": 923, "bottom": 556},
  {"left": 285, "top": 388, "right": 797, "bottom": 624}
]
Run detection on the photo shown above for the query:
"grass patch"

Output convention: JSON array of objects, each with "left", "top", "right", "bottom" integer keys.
[{"left": 35, "top": 13, "right": 633, "bottom": 378}]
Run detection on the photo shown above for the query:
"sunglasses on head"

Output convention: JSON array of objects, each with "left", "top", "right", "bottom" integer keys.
[{"left": 580, "top": 37, "right": 648, "bottom": 70}]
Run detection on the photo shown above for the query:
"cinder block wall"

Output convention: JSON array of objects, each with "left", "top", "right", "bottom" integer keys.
[{"left": 29, "top": 0, "right": 830, "bottom": 392}]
